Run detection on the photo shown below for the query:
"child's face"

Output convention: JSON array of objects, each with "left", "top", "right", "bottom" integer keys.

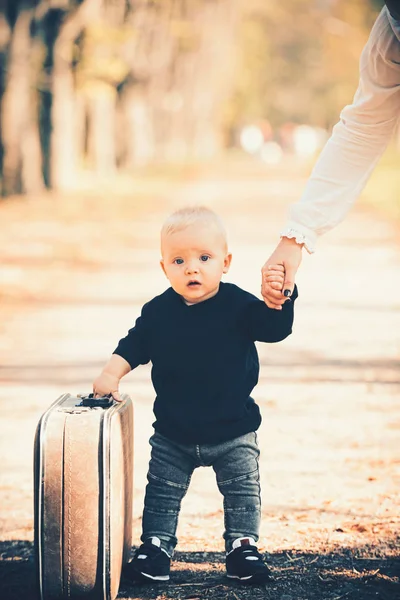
[{"left": 160, "top": 224, "right": 232, "bottom": 304}]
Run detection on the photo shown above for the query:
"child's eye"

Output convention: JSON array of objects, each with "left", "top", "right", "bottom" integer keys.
[
  {"left": 200, "top": 255, "right": 210, "bottom": 262},
  {"left": 174, "top": 258, "right": 184, "bottom": 265}
]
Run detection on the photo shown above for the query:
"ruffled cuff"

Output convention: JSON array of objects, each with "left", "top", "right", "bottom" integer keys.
[{"left": 279, "top": 221, "right": 317, "bottom": 254}]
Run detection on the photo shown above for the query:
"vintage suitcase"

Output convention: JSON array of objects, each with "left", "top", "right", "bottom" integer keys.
[{"left": 34, "top": 393, "right": 133, "bottom": 600}]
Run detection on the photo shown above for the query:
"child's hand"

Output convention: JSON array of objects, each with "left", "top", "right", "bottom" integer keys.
[
  {"left": 263, "top": 264, "right": 285, "bottom": 308},
  {"left": 93, "top": 372, "right": 121, "bottom": 402},
  {"left": 266, "top": 264, "right": 285, "bottom": 290}
]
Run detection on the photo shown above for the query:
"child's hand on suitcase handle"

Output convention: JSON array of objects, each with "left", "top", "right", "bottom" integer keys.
[
  {"left": 94, "top": 355, "right": 131, "bottom": 402},
  {"left": 93, "top": 372, "right": 121, "bottom": 402}
]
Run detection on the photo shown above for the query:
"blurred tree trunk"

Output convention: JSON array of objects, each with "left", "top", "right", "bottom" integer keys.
[
  {"left": 122, "top": 0, "right": 239, "bottom": 165},
  {"left": 118, "top": 0, "right": 238, "bottom": 166},
  {"left": 1, "top": 0, "right": 44, "bottom": 196},
  {"left": 86, "top": 82, "right": 117, "bottom": 174},
  {"left": 81, "top": 0, "right": 129, "bottom": 176},
  {"left": 36, "top": 7, "right": 65, "bottom": 188},
  {"left": 120, "top": 83, "right": 155, "bottom": 167},
  {"left": 0, "top": 4, "right": 11, "bottom": 181},
  {"left": 190, "top": 0, "right": 239, "bottom": 158},
  {"left": 119, "top": 1, "right": 167, "bottom": 167},
  {"left": 51, "top": 0, "right": 102, "bottom": 190}
]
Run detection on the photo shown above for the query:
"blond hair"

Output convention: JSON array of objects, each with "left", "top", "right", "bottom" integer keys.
[{"left": 161, "top": 206, "right": 227, "bottom": 246}]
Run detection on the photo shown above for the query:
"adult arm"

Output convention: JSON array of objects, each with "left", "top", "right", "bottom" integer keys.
[{"left": 262, "top": 6, "right": 400, "bottom": 307}]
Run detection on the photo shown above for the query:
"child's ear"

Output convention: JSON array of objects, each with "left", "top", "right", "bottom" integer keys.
[
  {"left": 160, "top": 259, "right": 168, "bottom": 278},
  {"left": 223, "top": 253, "right": 232, "bottom": 274}
]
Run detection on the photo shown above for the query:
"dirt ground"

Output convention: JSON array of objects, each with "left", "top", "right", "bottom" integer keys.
[{"left": 0, "top": 159, "right": 399, "bottom": 600}]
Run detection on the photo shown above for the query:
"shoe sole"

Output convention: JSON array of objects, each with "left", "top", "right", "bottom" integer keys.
[
  {"left": 227, "top": 572, "right": 272, "bottom": 584},
  {"left": 122, "top": 568, "right": 170, "bottom": 584},
  {"left": 138, "top": 571, "right": 170, "bottom": 581}
]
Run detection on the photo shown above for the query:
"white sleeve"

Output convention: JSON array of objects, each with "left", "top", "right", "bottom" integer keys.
[{"left": 281, "top": 7, "right": 400, "bottom": 253}]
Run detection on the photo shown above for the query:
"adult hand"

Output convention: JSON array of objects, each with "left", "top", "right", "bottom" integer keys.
[{"left": 261, "top": 237, "right": 303, "bottom": 309}]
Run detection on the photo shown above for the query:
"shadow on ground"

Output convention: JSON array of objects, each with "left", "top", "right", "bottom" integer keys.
[{"left": 1, "top": 540, "right": 399, "bottom": 600}]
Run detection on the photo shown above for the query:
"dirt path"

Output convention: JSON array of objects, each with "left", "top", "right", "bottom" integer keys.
[{"left": 0, "top": 161, "right": 399, "bottom": 599}]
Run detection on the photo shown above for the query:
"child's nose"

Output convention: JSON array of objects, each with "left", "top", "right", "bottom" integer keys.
[{"left": 185, "top": 262, "right": 199, "bottom": 274}]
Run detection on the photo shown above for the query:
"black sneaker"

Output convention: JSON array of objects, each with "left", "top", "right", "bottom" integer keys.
[
  {"left": 124, "top": 536, "right": 171, "bottom": 582},
  {"left": 226, "top": 537, "right": 272, "bottom": 583}
]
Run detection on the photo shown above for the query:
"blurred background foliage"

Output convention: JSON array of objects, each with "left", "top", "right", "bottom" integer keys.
[
  {"left": 234, "top": 0, "right": 382, "bottom": 128},
  {"left": 0, "top": 0, "right": 396, "bottom": 204}
]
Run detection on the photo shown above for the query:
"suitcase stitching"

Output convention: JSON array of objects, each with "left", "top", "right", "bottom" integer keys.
[{"left": 66, "top": 418, "right": 72, "bottom": 597}]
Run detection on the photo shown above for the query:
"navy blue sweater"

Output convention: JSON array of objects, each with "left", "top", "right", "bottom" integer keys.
[{"left": 114, "top": 282, "right": 297, "bottom": 444}]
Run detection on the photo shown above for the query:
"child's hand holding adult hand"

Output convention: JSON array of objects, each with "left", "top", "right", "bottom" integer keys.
[
  {"left": 263, "top": 264, "right": 289, "bottom": 310},
  {"left": 93, "top": 372, "right": 121, "bottom": 402},
  {"left": 261, "top": 237, "right": 303, "bottom": 309}
]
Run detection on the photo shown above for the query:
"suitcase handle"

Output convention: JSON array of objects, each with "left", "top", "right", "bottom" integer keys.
[{"left": 77, "top": 393, "right": 114, "bottom": 408}]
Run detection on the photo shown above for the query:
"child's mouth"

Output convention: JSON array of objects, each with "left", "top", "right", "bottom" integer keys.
[{"left": 188, "top": 281, "right": 201, "bottom": 286}]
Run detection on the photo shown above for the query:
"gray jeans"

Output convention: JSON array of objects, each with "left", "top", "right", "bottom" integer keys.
[{"left": 141, "top": 430, "right": 261, "bottom": 555}]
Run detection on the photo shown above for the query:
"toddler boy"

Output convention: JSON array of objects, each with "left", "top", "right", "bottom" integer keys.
[{"left": 93, "top": 206, "right": 298, "bottom": 584}]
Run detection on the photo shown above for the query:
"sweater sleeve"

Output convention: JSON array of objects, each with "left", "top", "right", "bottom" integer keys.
[
  {"left": 113, "top": 307, "right": 151, "bottom": 370},
  {"left": 240, "top": 286, "right": 298, "bottom": 342},
  {"left": 280, "top": 7, "right": 400, "bottom": 253}
]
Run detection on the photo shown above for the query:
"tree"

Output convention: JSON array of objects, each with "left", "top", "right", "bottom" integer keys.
[
  {"left": 1, "top": 0, "right": 44, "bottom": 196},
  {"left": 1, "top": 0, "right": 380, "bottom": 197},
  {"left": 231, "top": 0, "right": 382, "bottom": 131},
  {"left": 0, "top": 0, "right": 241, "bottom": 196}
]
